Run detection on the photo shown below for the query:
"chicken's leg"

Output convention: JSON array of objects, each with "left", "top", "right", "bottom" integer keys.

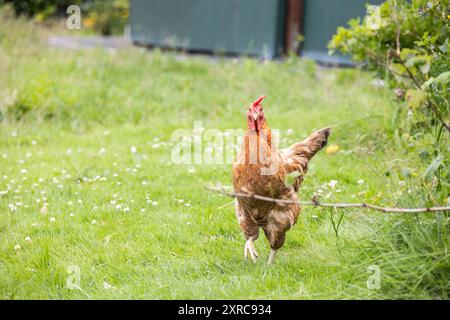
[
  {"left": 244, "top": 236, "right": 259, "bottom": 263},
  {"left": 267, "top": 250, "right": 277, "bottom": 265}
]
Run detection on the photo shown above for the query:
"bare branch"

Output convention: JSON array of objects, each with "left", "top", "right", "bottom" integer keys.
[{"left": 206, "top": 186, "right": 450, "bottom": 213}]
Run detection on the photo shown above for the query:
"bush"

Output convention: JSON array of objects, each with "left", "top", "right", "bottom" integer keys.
[
  {"left": 329, "top": 0, "right": 449, "bottom": 198},
  {"left": 1, "top": 0, "right": 129, "bottom": 35},
  {"left": 82, "top": 0, "right": 128, "bottom": 35}
]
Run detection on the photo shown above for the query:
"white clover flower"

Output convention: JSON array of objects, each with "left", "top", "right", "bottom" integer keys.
[
  {"left": 328, "top": 180, "right": 338, "bottom": 189},
  {"left": 141, "top": 208, "right": 146, "bottom": 212},
  {"left": 123, "top": 207, "right": 130, "bottom": 212},
  {"left": 91, "top": 220, "right": 97, "bottom": 225},
  {"left": 25, "top": 236, "right": 31, "bottom": 243},
  {"left": 98, "top": 148, "right": 106, "bottom": 155},
  {"left": 20, "top": 169, "right": 27, "bottom": 174},
  {"left": 130, "top": 146, "right": 137, "bottom": 154},
  {"left": 14, "top": 244, "right": 21, "bottom": 251},
  {"left": 40, "top": 204, "right": 48, "bottom": 214},
  {"left": 69, "top": 213, "right": 75, "bottom": 217},
  {"left": 152, "top": 201, "right": 158, "bottom": 206},
  {"left": 358, "top": 179, "right": 365, "bottom": 185},
  {"left": 49, "top": 217, "right": 56, "bottom": 222}
]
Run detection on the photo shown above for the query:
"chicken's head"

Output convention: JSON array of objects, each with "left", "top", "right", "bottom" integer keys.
[{"left": 246, "top": 95, "right": 266, "bottom": 132}]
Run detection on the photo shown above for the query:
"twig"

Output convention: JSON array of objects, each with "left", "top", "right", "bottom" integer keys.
[
  {"left": 206, "top": 186, "right": 450, "bottom": 213},
  {"left": 217, "top": 200, "right": 235, "bottom": 210}
]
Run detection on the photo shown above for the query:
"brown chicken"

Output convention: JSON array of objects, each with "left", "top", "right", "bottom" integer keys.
[{"left": 232, "top": 95, "right": 331, "bottom": 265}]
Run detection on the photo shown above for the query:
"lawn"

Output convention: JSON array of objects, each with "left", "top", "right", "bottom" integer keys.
[{"left": 0, "top": 12, "right": 448, "bottom": 299}]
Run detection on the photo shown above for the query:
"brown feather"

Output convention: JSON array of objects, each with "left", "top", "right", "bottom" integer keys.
[{"left": 232, "top": 113, "right": 330, "bottom": 251}]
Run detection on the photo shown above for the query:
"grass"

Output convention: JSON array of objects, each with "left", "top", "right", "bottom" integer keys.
[{"left": 0, "top": 9, "right": 448, "bottom": 299}]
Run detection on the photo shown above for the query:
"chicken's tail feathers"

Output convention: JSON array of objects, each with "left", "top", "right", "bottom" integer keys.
[
  {"left": 282, "top": 127, "right": 331, "bottom": 191},
  {"left": 284, "top": 127, "right": 331, "bottom": 161},
  {"left": 304, "top": 127, "right": 331, "bottom": 158}
]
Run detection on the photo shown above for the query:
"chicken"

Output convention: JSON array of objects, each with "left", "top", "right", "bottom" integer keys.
[{"left": 232, "top": 95, "right": 331, "bottom": 265}]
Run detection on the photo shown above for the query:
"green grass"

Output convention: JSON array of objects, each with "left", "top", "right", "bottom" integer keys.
[{"left": 0, "top": 10, "right": 448, "bottom": 299}]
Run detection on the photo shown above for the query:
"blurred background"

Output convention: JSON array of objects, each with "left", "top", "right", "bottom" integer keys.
[{"left": 3, "top": 0, "right": 383, "bottom": 63}]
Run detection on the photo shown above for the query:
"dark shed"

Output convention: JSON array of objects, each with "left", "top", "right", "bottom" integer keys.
[{"left": 130, "top": 0, "right": 384, "bottom": 62}]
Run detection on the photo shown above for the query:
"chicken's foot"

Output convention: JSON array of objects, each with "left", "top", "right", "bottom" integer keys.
[
  {"left": 244, "top": 237, "right": 259, "bottom": 263},
  {"left": 267, "top": 249, "right": 277, "bottom": 265}
]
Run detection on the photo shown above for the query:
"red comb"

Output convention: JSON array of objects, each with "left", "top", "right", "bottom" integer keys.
[{"left": 252, "top": 95, "right": 266, "bottom": 107}]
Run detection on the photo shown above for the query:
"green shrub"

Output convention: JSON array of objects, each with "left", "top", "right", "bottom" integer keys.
[
  {"left": 82, "top": 0, "right": 128, "bottom": 35},
  {"left": 1, "top": 0, "right": 129, "bottom": 35},
  {"left": 329, "top": 0, "right": 449, "bottom": 198}
]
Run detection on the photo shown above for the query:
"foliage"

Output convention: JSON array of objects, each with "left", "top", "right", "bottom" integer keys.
[
  {"left": 1, "top": 0, "right": 129, "bottom": 35},
  {"left": 82, "top": 0, "right": 128, "bottom": 35},
  {"left": 329, "top": 0, "right": 449, "bottom": 205}
]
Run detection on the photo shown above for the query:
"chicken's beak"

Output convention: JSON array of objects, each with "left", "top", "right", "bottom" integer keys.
[{"left": 252, "top": 112, "right": 259, "bottom": 121}]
